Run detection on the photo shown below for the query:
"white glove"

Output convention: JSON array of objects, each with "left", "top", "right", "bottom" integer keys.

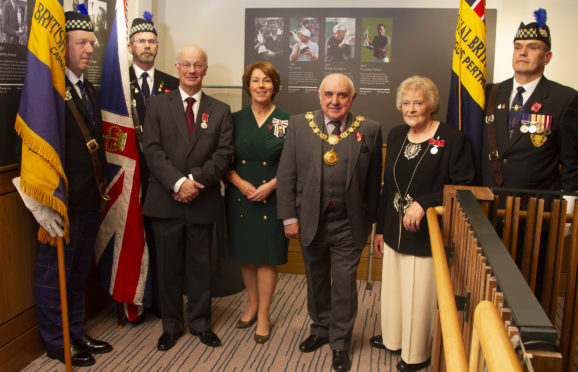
[
  {"left": 563, "top": 195, "right": 576, "bottom": 237},
  {"left": 12, "top": 177, "right": 64, "bottom": 238}
]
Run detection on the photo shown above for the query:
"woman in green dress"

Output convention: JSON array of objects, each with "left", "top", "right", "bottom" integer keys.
[{"left": 225, "top": 61, "right": 290, "bottom": 343}]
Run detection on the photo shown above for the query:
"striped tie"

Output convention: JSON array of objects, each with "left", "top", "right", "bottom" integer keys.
[{"left": 185, "top": 97, "right": 196, "bottom": 138}]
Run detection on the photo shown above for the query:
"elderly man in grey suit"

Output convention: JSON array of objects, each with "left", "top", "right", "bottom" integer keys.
[
  {"left": 143, "top": 45, "right": 233, "bottom": 351},
  {"left": 277, "top": 73, "right": 382, "bottom": 372}
]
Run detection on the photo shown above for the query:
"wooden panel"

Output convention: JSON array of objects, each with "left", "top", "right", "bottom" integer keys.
[
  {"left": 0, "top": 192, "right": 36, "bottom": 325},
  {"left": 0, "top": 308, "right": 37, "bottom": 349},
  {"left": 0, "top": 325, "right": 44, "bottom": 372}
]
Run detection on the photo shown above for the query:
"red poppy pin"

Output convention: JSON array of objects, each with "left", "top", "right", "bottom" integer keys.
[
  {"left": 355, "top": 132, "right": 363, "bottom": 142},
  {"left": 531, "top": 102, "right": 542, "bottom": 112},
  {"left": 267, "top": 124, "right": 273, "bottom": 130}
]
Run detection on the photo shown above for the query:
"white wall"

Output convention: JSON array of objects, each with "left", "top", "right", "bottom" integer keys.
[{"left": 128, "top": 0, "right": 578, "bottom": 108}]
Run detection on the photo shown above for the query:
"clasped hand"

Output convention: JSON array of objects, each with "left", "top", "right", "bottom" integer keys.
[
  {"left": 172, "top": 179, "right": 204, "bottom": 203},
  {"left": 238, "top": 179, "right": 274, "bottom": 202}
]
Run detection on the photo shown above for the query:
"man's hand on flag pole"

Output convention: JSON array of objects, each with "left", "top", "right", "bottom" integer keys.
[{"left": 12, "top": 177, "right": 64, "bottom": 238}]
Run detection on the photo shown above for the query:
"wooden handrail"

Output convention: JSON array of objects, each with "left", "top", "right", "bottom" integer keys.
[
  {"left": 427, "top": 207, "right": 468, "bottom": 372},
  {"left": 469, "top": 301, "right": 522, "bottom": 372}
]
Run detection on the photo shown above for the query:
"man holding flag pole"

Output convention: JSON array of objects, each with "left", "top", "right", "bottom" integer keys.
[{"left": 13, "top": 2, "right": 112, "bottom": 367}]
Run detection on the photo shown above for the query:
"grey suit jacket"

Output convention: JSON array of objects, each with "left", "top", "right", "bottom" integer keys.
[
  {"left": 276, "top": 111, "right": 382, "bottom": 247},
  {"left": 142, "top": 89, "right": 234, "bottom": 223}
]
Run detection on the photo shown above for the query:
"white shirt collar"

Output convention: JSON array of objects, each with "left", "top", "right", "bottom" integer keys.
[
  {"left": 132, "top": 64, "right": 155, "bottom": 83},
  {"left": 65, "top": 67, "right": 83, "bottom": 86},
  {"left": 179, "top": 87, "right": 202, "bottom": 103},
  {"left": 512, "top": 76, "right": 542, "bottom": 105}
]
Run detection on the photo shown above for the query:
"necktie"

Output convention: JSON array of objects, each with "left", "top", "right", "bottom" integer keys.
[
  {"left": 141, "top": 71, "right": 150, "bottom": 105},
  {"left": 76, "top": 80, "right": 95, "bottom": 126},
  {"left": 508, "top": 86, "right": 525, "bottom": 138},
  {"left": 185, "top": 97, "right": 196, "bottom": 138},
  {"left": 329, "top": 120, "right": 341, "bottom": 136}
]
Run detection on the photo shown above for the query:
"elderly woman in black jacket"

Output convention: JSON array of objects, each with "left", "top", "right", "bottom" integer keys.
[{"left": 370, "top": 76, "right": 475, "bottom": 372}]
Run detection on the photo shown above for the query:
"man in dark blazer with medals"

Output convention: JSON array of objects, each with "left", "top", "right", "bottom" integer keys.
[
  {"left": 482, "top": 10, "right": 578, "bottom": 299},
  {"left": 482, "top": 10, "right": 578, "bottom": 194},
  {"left": 277, "top": 73, "right": 382, "bottom": 371},
  {"left": 143, "top": 45, "right": 233, "bottom": 351},
  {"left": 14, "top": 10, "right": 112, "bottom": 367},
  {"left": 127, "top": 12, "right": 178, "bottom": 324}
]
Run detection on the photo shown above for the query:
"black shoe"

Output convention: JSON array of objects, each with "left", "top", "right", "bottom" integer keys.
[
  {"left": 299, "top": 335, "right": 328, "bottom": 353},
  {"left": 332, "top": 349, "right": 351, "bottom": 371},
  {"left": 236, "top": 315, "right": 257, "bottom": 329},
  {"left": 46, "top": 344, "right": 95, "bottom": 367},
  {"left": 397, "top": 358, "right": 431, "bottom": 371},
  {"left": 157, "top": 332, "right": 181, "bottom": 351},
  {"left": 254, "top": 328, "right": 271, "bottom": 344},
  {"left": 191, "top": 330, "right": 222, "bottom": 347},
  {"left": 73, "top": 335, "right": 113, "bottom": 354},
  {"left": 369, "top": 335, "right": 386, "bottom": 349}
]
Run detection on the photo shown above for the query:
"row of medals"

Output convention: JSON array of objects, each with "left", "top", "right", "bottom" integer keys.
[{"left": 519, "top": 120, "right": 550, "bottom": 135}]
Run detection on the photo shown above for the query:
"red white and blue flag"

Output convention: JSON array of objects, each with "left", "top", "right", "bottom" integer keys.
[
  {"left": 95, "top": 0, "right": 151, "bottom": 318},
  {"left": 446, "top": 0, "right": 486, "bottom": 178}
]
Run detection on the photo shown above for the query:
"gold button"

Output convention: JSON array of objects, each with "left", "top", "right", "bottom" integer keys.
[
  {"left": 262, "top": 180, "right": 267, "bottom": 184},
  {"left": 241, "top": 160, "right": 246, "bottom": 164},
  {"left": 262, "top": 161, "right": 268, "bottom": 166},
  {"left": 240, "top": 214, "right": 244, "bottom": 218},
  {"left": 237, "top": 198, "right": 241, "bottom": 202},
  {"left": 262, "top": 199, "right": 267, "bottom": 204},
  {"left": 503, "top": 158, "right": 508, "bottom": 164},
  {"left": 263, "top": 216, "right": 268, "bottom": 220}
]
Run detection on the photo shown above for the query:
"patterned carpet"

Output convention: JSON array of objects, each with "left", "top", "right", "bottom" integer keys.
[{"left": 22, "top": 273, "right": 427, "bottom": 371}]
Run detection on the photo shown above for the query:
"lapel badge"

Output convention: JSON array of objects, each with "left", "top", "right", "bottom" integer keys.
[
  {"left": 65, "top": 87, "right": 72, "bottom": 101},
  {"left": 355, "top": 132, "right": 363, "bottom": 142},
  {"left": 158, "top": 82, "right": 164, "bottom": 93},
  {"left": 200, "top": 113, "right": 209, "bottom": 129},
  {"left": 497, "top": 104, "right": 505, "bottom": 110},
  {"left": 531, "top": 102, "right": 542, "bottom": 112}
]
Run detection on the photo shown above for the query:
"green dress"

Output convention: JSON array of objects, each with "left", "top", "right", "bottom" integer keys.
[{"left": 227, "top": 106, "right": 290, "bottom": 265}]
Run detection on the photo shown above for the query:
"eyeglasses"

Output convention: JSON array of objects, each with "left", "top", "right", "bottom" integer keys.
[
  {"left": 178, "top": 62, "right": 206, "bottom": 71},
  {"left": 133, "top": 39, "right": 158, "bottom": 45}
]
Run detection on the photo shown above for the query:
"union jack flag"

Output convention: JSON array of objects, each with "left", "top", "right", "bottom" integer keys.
[{"left": 94, "top": 0, "right": 151, "bottom": 318}]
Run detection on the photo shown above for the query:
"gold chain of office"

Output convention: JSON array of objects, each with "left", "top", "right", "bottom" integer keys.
[{"left": 305, "top": 111, "right": 364, "bottom": 166}]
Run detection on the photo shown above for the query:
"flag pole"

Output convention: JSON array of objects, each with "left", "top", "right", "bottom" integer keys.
[{"left": 56, "top": 237, "right": 72, "bottom": 372}]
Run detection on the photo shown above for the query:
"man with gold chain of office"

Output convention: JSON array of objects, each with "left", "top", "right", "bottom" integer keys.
[{"left": 277, "top": 73, "right": 382, "bottom": 372}]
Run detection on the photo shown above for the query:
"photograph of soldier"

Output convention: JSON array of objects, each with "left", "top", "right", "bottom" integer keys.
[
  {"left": 362, "top": 18, "right": 392, "bottom": 63},
  {"left": 325, "top": 17, "right": 355, "bottom": 62}
]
